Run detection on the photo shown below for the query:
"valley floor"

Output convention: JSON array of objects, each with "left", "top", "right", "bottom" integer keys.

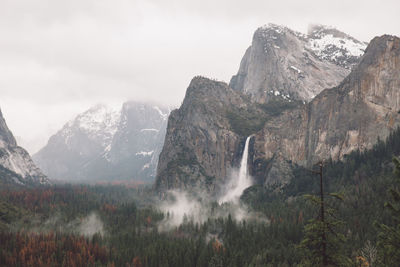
[{"left": 2, "top": 128, "right": 400, "bottom": 266}]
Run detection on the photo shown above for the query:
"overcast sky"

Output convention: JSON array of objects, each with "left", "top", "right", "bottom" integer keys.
[{"left": 1, "top": 0, "right": 399, "bottom": 154}]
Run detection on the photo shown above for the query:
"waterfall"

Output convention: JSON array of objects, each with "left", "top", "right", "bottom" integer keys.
[{"left": 219, "top": 136, "right": 252, "bottom": 204}]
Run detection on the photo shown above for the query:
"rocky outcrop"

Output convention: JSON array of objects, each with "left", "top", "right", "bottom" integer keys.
[
  {"left": 230, "top": 24, "right": 366, "bottom": 103},
  {"left": 155, "top": 77, "right": 244, "bottom": 192},
  {"left": 154, "top": 76, "right": 301, "bottom": 191},
  {"left": 0, "top": 108, "right": 48, "bottom": 185},
  {"left": 34, "top": 102, "right": 169, "bottom": 183},
  {"left": 156, "top": 34, "right": 400, "bottom": 191},
  {"left": 252, "top": 35, "right": 400, "bottom": 184}
]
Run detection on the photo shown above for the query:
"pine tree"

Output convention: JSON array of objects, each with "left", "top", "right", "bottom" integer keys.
[
  {"left": 297, "top": 162, "right": 351, "bottom": 267},
  {"left": 376, "top": 157, "right": 400, "bottom": 265}
]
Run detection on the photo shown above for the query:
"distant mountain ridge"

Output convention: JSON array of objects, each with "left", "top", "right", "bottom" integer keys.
[
  {"left": 0, "top": 108, "right": 48, "bottom": 186},
  {"left": 33, "top": 102, "right": 170, "bottom": 183}
]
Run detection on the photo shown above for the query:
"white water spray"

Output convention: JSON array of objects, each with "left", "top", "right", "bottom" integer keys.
[{"left": 219, "top": 136, "right": 253, "bottom": 204}]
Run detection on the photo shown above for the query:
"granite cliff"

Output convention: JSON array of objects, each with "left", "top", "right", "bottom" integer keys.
[
  {"left": 155, "top": 33, "right": 400, "bottom": 192},
  {"left": 230, "top": 24, "right": 366, "bottom": 103},
  {"left": 155, "top": 76, "right": 301, "bottom": 191},
  {"left": 0, "top": 108, "right": 48, "bottom": 186},
  {"left": 252, "top": 35, "right": 400, "bottom": 185}
]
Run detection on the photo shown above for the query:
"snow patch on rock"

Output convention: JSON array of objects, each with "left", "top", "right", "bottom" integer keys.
[{"left": 307, "top": 25, "right": 367, "bottom": 69}]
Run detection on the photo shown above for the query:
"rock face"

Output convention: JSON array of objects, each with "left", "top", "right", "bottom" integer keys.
[
  {"left": 252, "top": 35, "right": 400, "bottom": 184},
  {"left": 155, "top": 34, "right": 400, "bottom": 191},
  {"left": 155, "top": 77, "right": 244, "bottom": 192},
  {"left": 0, "top": 108, "right": 48, "bottom": 185},
  {"left": 230, "top": 24, "right": 366, "bottom": 103},
  {"left": 154, "top": 76, "right": 300, "bottom": 191},
  {"left": 33, "top": 102, "right": 169, "bottom": 183},
  {"left": 104, "top": 102, "right": 169, "bottom": 182}
]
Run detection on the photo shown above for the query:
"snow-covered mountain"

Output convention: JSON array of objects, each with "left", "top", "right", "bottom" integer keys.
[
  {"left": 156, "top": 32, "right": 400, "bottom": 192},
  {"left": 307, "top": 24, "right": 368, "bottom": 69},
  {"left": 0, "top": 108, "right": 48, "bottom": 186},
  {"left": 33, "top": 102, "right": 170, "bottom": 183},
  {"left": 230, "top": 23, "right": 367, "bottom": 103}
]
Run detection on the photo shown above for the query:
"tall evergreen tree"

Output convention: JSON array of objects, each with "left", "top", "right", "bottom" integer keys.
[
  {"left": 376, "top": 157, "right": 400, "bottom": 266},
  {"left": 298, "top": 163, "right": 351, "bottom": 266}
]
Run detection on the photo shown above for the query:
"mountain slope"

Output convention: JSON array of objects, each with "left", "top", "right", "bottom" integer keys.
[
  {"left": 252, "top": 34, "right": 400, "bottom": 184},
  {"left": 155, "top": 76, "right": 301, "bottom": 192},
  {"left": 230, "top": 24, "right": 366, "bottom": 103},
  {"left": 33, "top": 102, "right": 169, "bottom": 183},
  {"left": 155, "top": 77, "right": 245, "bottom": 192},
  {"left": 0, "top": 108, "right": 48, "bottom": 186},
  {"left": 97, "top": 101, "right": 169, "bottom": 182},
  {"left": 155, "top": 34, "right": 399, "bottom": 192}
]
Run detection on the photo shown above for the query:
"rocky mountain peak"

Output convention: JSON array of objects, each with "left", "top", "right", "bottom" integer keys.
[
  {"left": 155, "top": 75, "right": 300, "bottom": 192},
  {"left": 337, "top": 35, "right": 400, "bottom": 109},
  {"left": 308, "top": 24, "right": 357, "bottom": 41},
  {"left": 0, "top": 108, "right": 48, "bottom": 185},
  {"left": 254, "top": 24, "right": 307, "bottom": 56},
  {"left": 34, "top": 101, "right": 170, "bottom": 183},
  {"left": 155, "top": 77, "right": 246, "bottom": 191},
  {"left": 250, "top": 34, "right": 400, "bottom": 184},
  {"left": 74, "top": 104, "right": 119, "bottom": 129},
  {"left": 230, "top": 24, "right": 352, "bottom": 103},
  {"left": 355, "top": 34, "right": 399, "bottom": 72},
  {"left": 156, "top": 32, "right": 400, "bottom": 193},
  {"left": 258, "top": 23, "right": 307, "bottom": 39},
  {"left": 63, "top": 104, "right": 120, "bottom": 148},
  {"left": 306, "top": 24, "right": 367, "bottom": 69},
  {"left": 182, "top": 76, "right": 234, "bottom": 108},
  {"left": 120, "top": 101, "right": 168, "bottom": 123},
  {"left": 0, "top": 108, "right": 17, "bottom": 147}
]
